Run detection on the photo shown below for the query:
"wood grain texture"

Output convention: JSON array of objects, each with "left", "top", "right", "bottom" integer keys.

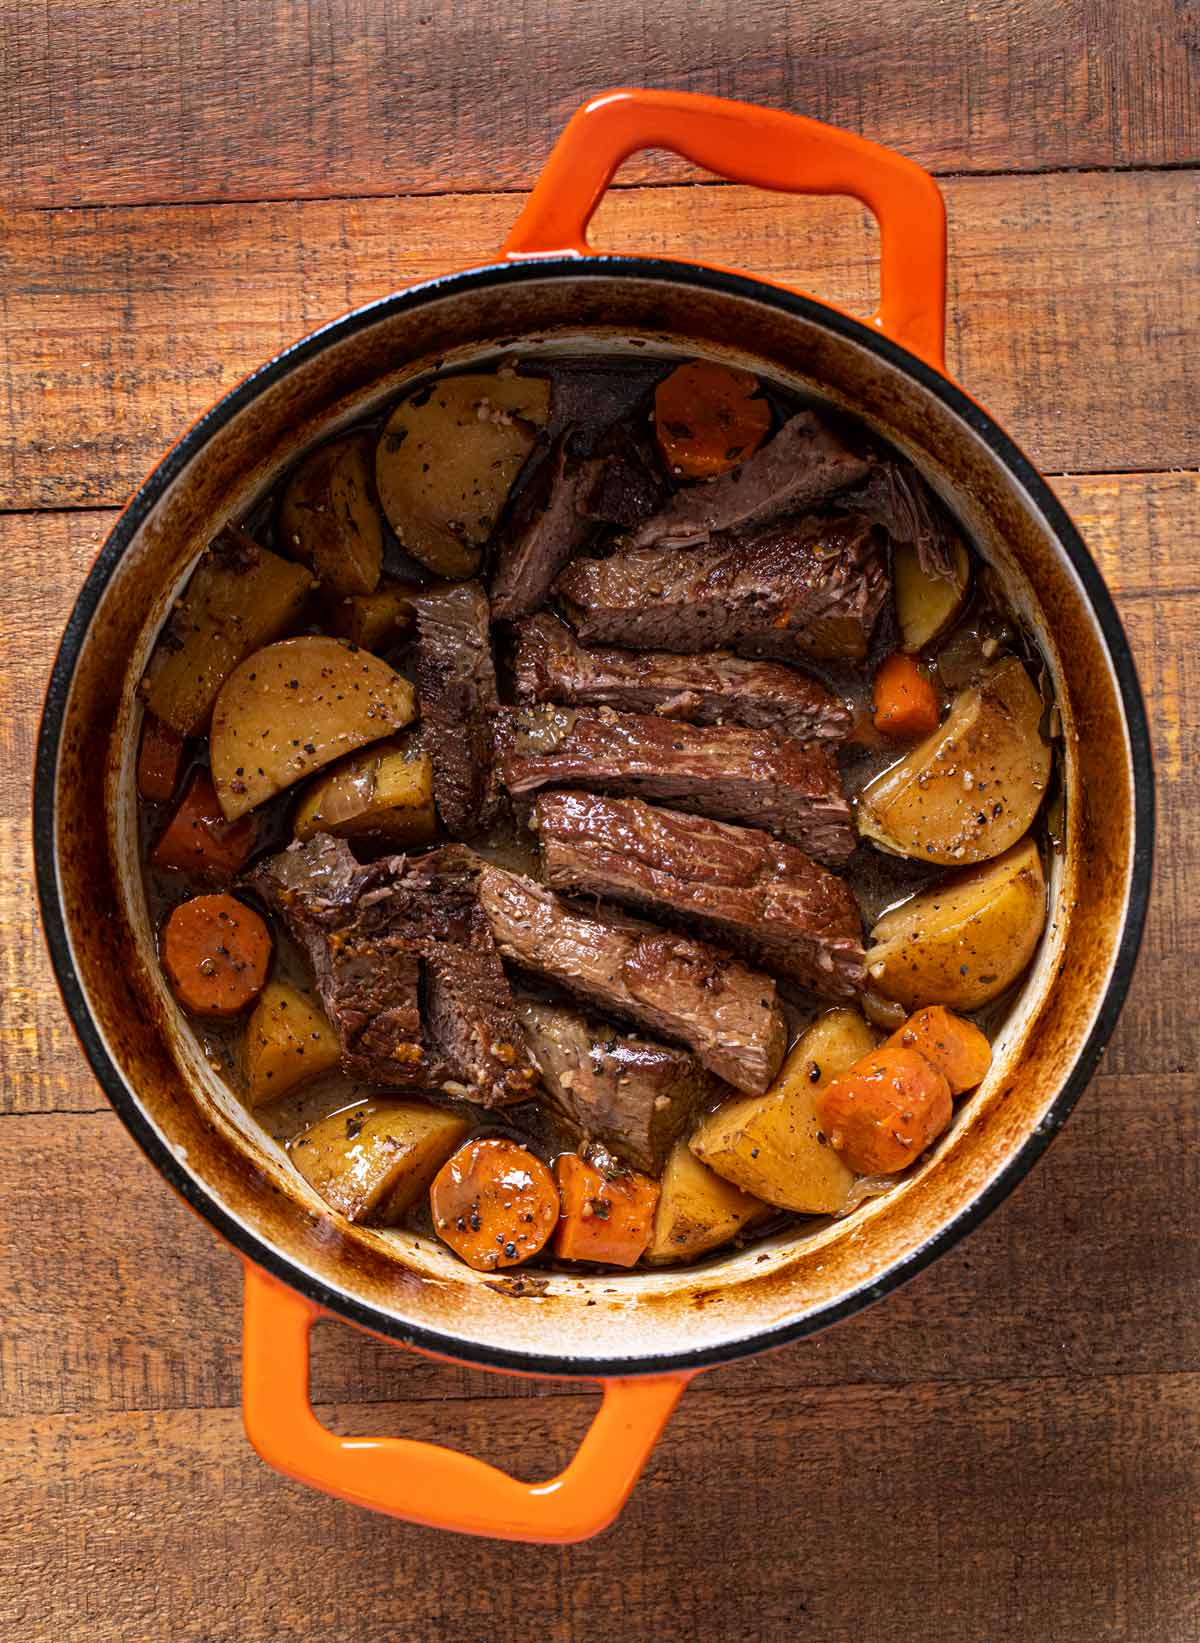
[
  {"left": 2, "top": 18, "right": 1198, "bottom": 1625},
  {"left": 6, "top": 472, "right": 1195, "bottom": 1110},
  {"left": 1, "top": 1058, "right": 1196, "bottom": 1422},
  {"left": 1, "top": 1373, "right": 1196, "bottom": 1642},
  {"left": 2, "top": 169, "right": 1197, "bottom": 510},
  {"left": 1, "top": 0, "right": 1197, "bottom": 209}
]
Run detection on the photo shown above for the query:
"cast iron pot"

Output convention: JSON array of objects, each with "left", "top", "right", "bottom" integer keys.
[{"left": 35, "top": 90, "right": 1153, "bottom": 1542}]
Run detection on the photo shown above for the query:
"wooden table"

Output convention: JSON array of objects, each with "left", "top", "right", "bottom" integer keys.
[{"left": 1, "top": 4, "right": 1197, "bottom": 1638}]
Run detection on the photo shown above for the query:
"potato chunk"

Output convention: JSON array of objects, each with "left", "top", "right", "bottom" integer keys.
[
  {"left": 209, "top": 636, "right": 417, "bottom": 820},
  {"left": 866, "top": 836, "right": 1047, "bottom": 1010},
  {"left": 277, "top": 432, "right": 384, "bottom": 595},
  {"left": 856, "top": 657, "right": 1051, "bottom": 863},
  {"left": 243, "top": 982, "right": 340, "bottom": 1108},
  {"left": 326, "top": 581, "right": 415, "bottom": 650},
  {"left": 293, "top": 739, "right": 437, "bottom": 847},
  {"left": 375, "top": 373, "right": 551, "bottom": 579},
  {"left": 895, "top": 538, "right": 970, "bottom": 652},
  {"left": 689, "top": 1009, "right": 877, "bottom": 1214},
  {"left": 644, "top": 1139, "right": 766, "bottom": 1266},
  {"left": 289, "top": 1101, "right": 469, "bottom": 1225},
  {"left": 140, "top": 526, "right": 314, "bottom": 736}
]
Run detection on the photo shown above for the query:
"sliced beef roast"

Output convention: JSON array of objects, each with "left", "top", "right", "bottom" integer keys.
[
  {"left": 578, "top": 417, "right": 666, "bottom": 529},
  {"left": 535, "top": 792, "right": 865, "bottom": 998},
  {"left": 409, "top": 581, "right": 501, "bottom": 838},
  {"left": 499, "top": 705, "right": 855, "bottom": 863},
  {"left": 251, "top": 835, "right": 538, "bottom": 1105},
  {"left": 629, "top": 411, "right": 869, "bottom": 548},
  {"left": 490, "top": 432, "right": 594, "bottom": 622},
  {"left": 512, "top": 612, "right": 852, "bottom": 743},
  {"left": 556, "top": 513, "right": 888, "bottom": 664},
  {"left": 475, "top": 863, "right": 786, "bottom": 1095},
  {"left": 843, "top": 458, "right": 960, "bottom": 582},
  {"left": 516, "top": 997, "right": 717, "bottom": 1173}
]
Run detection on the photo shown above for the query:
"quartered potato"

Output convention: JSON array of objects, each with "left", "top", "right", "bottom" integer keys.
[
  {"left": 243, "top": 981, "right": 340, "bottom": 1107},
  {"left": 866, "top": 836, "right": 1047, "bottom": 1010},
  {"left": 644, "top": 1139, "right": 767, "bottom": 1265},
  {"left": 895, "top": 537, "right": 970, "bottom": 652},
  {"left": 140, "top": 527, "right": 314, "bottom": 736},
  {"left": 210, "top": 636, "right": 417, "bottom": 820},
  {"left": 293, "top": 738, "right": 437, "bottom": 846},
  {"left": 856, "top": 657, "right": 1050, "bottom": 864},
  {"left": 326, "top": 580, "right": 416, "bottom": 650},
  {"left": 289, "top": 1101, "right": 469, "bottom": 1225},
  {"left": 690, "top": 1009, "right": 877, "bottom": 1214},
  {"left": 277, "top": 432, "right": 384, "bottom": 596},
  {"left": 375, "top": 373, "right": 551, "bottom": 579}
]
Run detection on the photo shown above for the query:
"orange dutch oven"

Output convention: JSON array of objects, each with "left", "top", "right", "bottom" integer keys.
[{"left": 35, "top": 90, "right": 1152, "bottom": 1542}]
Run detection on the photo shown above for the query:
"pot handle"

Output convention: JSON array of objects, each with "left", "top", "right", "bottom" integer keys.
[
  {"left": 241, "top": 1262, "right": 692, "bottom": 1542},
  {"left": 503, "top": 87, "right": 947, "bottom": 371}
]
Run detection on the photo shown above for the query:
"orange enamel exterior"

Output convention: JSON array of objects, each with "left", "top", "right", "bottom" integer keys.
[
  {"left": 242, "top": 1263, "right": 692, "bottom": 1543},
  {"left": 237, "top": 87, "right": 951, "bottom": 1541},
  {"left": 150, "top": 87, "right": 948, "bottom": 1541},
  {"left": 503, "top": 88, "right": 947, "bottom": 371}
]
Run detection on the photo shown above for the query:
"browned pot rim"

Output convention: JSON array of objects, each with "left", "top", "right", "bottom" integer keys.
[{"left": 34, "top": 256, "right": 1155, "bottom": 1376}]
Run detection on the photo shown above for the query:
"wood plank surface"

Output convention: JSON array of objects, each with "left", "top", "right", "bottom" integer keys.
[
  {"left": 6, "top": 472, "right": 1196, "bottom": 1113},
  {"left": 2, "top": 168, "right": 1196, "bottom": 511},
  {"left": 1, "top": 0, "right": 1197, "bottom": 209},
  {"left": 2, "top": 5, "right": 1197, "bottom": 1635},
  {"left": 1, "top": 1374, "right": 1196, "bottom": 1642}
]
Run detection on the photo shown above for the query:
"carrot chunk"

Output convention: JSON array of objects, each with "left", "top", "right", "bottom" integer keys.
[
  {"left": 552, "top": 1154, "right": 660, "bottom": 1268},
  {"left": 136, "top": 715, "right": 185, "bottom": 803},
  {"left": 872, "top": 652, "right": 940, "bottom": 739},
  {"left": 161, "top": 892, "right": 272, "bottom": 1017},
  {"left": 884, "top": 1006, "right": 992, "bottom": 1095},
  {"left": 430, "top": 1138, "right": 559, "bottom": 1272},
  {"left": 151, "top": 770, "right": 257, "bottom": 879},
  {"left": 654, "top": 360, "right": 771, "bottom": 479},
  {"left": 814, "top": 1046, "right": 952, "bottom": 1174}
]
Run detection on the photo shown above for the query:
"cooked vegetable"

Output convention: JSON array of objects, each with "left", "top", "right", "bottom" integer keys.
[
  {"left": 243, "top": 981, "right": 340, "bottom": 1107},
  {"left": 857, "top": 657, "right": 1051, "bottom": 863},
  {"left": 552, "top": 1154, "right": 660, "bottom": 1267},
  {"left": 209, "top": 636, "right": 417, "bottom": 821},
  {"left": 293, "top": 739, "right": 436, "bottom": 847},
  {"left": 277, "top": 432, "right": 383, "bottom": 596},
  {"left": 140, "top": 526, "right": 314, "bottom": 736},
  {"left": 653, "top": 360, "right": 771, "bottom": 479},
  {"left": 895, "top": 537, "right": 970, "bottom": 652},
  {"left": 137, "top": 716, "right": 185, "bottom": 803},
  {"left": 376, "top": 374, "right": 551, "bottom": 579},
  {"left": 867, "top": 836, "right": 1047, "bottom": 1010},
  {"left": 429, "top": 1137, "right": 559, "bottom": 1271},
  {"left": 326, "top": 581, "right": 415, "bottom": 650},
  {"left": 151, "top": 770, "right": 257, "bottom": 879},
  {"left": 815, "top": 1046, "right": 952, "bottom": 1174},
  {"left": 688, "top": 1010, "right": 876, "bottom": 1214},
  {"left": 644, "top": 1139, "right": 767, "bottom": 1265},
  {"left": 290, "top": 1101, "right": 468, "bottom": 1224},
  {"left": 161, "top": 892, "right": 272, "bottom": 1017},
  {"left": 883, "top": 1005, "right": 992, "bottom": 1095},
  {"left": 788, "top": 1007, "right": 881, "bottom": 1090},
  {"left": 872, "top": 651, "right": 941, "bottom": 740}
]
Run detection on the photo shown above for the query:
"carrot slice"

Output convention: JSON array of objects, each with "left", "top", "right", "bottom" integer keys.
[
  {"left": 429, "top": 1138, "right": 559, "bottom": 1272},
  {"left": 814, "top": 1046, "right": 952, "bottom": 1174},
  {"left": 654, "top": 360, "right": 771, "bottom": 479},
  {"left": 884, "top": 1006, "right": 992, "bottom": 1095},
  {"left": 137, "top": 716, "right": 185, "bottom": 803},
  {"left": 872, "top": 652, "right": 941, "bottom": 739},
  {"left": 161, "top": 892, "right": 272, "bottom": 1017},
  {"left": 552, "top": 1154, "right": 660, "bottom": 1268},
  {"left": 151, "top": 769, "right": 257, "bottom": 879}
]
